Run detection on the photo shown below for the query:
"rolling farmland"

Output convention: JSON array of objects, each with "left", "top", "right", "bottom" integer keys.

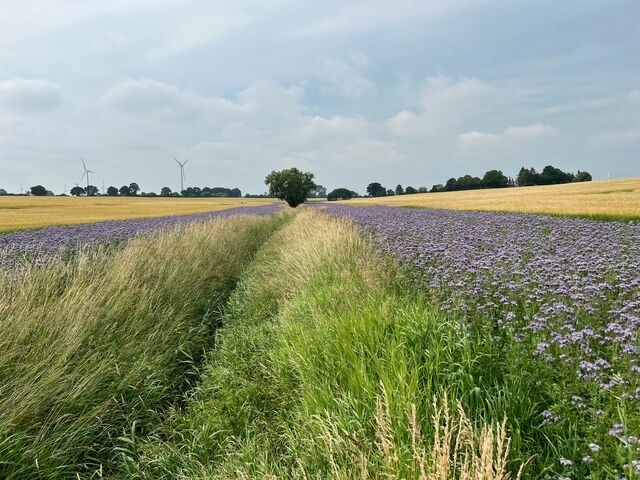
[
  {"left": 343, "top": 178, "right": 640, "bottom": 220},
  {"left": 0, "top": 196, "right": 276, "bottom": 232},
  {"left": 0, "top": 190, "right": 639, "bottom": 478}
]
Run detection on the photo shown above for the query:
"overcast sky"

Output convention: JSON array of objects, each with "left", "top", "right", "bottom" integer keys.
[{"left": 0, "top": 0, "right": 638, "bottom": 194}]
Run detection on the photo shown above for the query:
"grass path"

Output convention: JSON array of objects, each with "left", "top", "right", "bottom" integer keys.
[{"left": 0, "top": 212, "right": 288, "bottom": 478}]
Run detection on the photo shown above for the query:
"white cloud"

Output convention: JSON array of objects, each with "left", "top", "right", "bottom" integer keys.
[
  {"left": 0, "top": 78, "right": 61, "bottom": 112},
  {"left": 458, "top": 123, "right": 558, "bottom": 149},
  {"left": 504, "top": 124, "right": 558, "bottom": 139},
  {"left": 458, "top": 131, "right": 502, "bottom": 149},
  {"left": 293, "top": 0, "right": 479, "bottom": 37},
  {"left": 419, "top": 76, "right": 495, "bottom": 112},
  {"left": 388, "top": 76, "right": 498, "bottom": 137},
  {"left": 317, "top": 52, "right": 374, "bottom": 98}
]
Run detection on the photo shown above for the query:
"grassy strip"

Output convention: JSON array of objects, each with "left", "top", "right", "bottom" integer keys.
[
  {"left": 128, "top": 208, "right": 533, "bottom": 479},
  {"left": 0, "top": 212, "right": 289, "bottom": 478}
]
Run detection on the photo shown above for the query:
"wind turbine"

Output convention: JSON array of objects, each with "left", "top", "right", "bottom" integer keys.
[
  {"left": 175, "top": 158, "right": 189, "bottom": 192},
  {"left": 80, "top": 158, "right": 95, "bottom": 189}
]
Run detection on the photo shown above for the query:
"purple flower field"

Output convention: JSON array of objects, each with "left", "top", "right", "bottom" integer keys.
[
  {"left": 0, "top": 204, "right": 280, "bottom": 270},
  {"left": 323, "top": 203, "right": 640, "bottom": 473}
]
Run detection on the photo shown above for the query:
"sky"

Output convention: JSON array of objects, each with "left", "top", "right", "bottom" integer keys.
[{"left": 0, "top": 0, "right": 638, "bottom": 195}]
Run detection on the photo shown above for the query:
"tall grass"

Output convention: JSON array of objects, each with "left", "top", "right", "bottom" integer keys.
[
  {"left": 129, "top": 209, "right": 529, "bottom": 479},
  {"left": 0, "top": 213, "right": 287, "bottom": 478}
]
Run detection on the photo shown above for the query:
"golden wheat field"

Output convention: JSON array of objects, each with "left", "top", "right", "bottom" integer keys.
[
  {"left": 0, "top": 196, "right": 276, "bottom": 232},
  {"left": 344, "top": 178, "right": 640, "bottom": 219}
]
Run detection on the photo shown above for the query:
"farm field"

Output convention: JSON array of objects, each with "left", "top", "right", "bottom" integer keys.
[
  {"left": 0, "top": 203, "right": 638, "bottom": 479},
  {"left": 343, "top": 178, "right": 640, "bottom": 220},
  {"left": 0, "top": 195, "right": 276, "bottom": 232}
]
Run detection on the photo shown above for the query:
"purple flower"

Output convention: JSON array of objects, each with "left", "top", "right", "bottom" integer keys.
[
  {"left": 609, "top": 423, "right": 624, "bottom": 437},
  {"left": 588, "top": 442, "right": 601, "bottom": 453},
  {"left": 560, "top": 457, "right": 573, "bottom": 467}
]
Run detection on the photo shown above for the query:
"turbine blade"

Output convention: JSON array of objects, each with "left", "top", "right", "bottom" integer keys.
[
  {"left": 82, "top": 158, "right": 87, "bottom": 170},
  {"left": 184, "top": 159, "right": 189, "bottom": 165},
  {"left": 80, "top": 172, "right": 86, "bottom": 182}
]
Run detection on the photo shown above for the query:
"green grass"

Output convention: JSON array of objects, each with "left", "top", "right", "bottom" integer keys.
[
  {"left": 0, "top": 212, "right": 289, "bottom": 478},
  {"left": 123, "top": 209, "right": 533, "bottom": 479},
  {"left": 3, "top": 207, "right": 634, "bottom": 479}
]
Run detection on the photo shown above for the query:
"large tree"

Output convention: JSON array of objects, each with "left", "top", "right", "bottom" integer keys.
[
  {"left": 128, "top": 183, "right": 140, "bottom": 196},
  {"left": 481, "top": 170, "right": 509, "bottom": 188},
  {"left": 70, "top": 186, "right": 85, "bottom": 196},
  {"left": 106, "top": 186, "right": 119, "bottom": 196},
  {"left": 30, "top": 185, "right": 47, "bottom": 196},
  {"left": 85, "top": 185, "right": 99, "bottom": 196},
  {"left": 366, "top": 182, "right": 386, "bottom": 197},
  {"left": 265, "top": 168, "right": 316, "bottom": 208},
  {"left": 327, "top": 188, "right": 356, "bottom": 201}
]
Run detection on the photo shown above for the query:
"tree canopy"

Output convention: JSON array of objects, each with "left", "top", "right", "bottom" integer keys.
[
  {"left": 265, "top": 168, "right": 316, "bottom": 208},
  {"left": 30, "top": 185, "right": 47, "bottom": 196},
  {"left": 366, "top": 182, "right": 387, "bottom": 197},
  {"left": 70, "top": 186, "right": 85, "bottom": 196},
  {"left": 327, "top": 188, "right": 357, "bottom": 201}
]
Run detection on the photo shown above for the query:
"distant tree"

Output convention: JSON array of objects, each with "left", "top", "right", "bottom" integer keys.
[
  {"left": 457, "top": 175, "right": 483, "bottom": 190},
  {"left": 70, "top": 186, "right": 85, "bottom": 196},
  {"left": 85, "top": 185, "right": 99, "bottom": 196},
  {"left": 574, "top": 170, "right": 592, "bottom": 182},
  {"left": 481, "top": 170, "right": 509, "bottom": 188},
  {"left": 537, "top": 165, "right": 574, "bottom": 185},
  {"left": 418, "top": 187, "right": 428, "bottom": 193},
  {"left": 0, "top": 188, "right": 7, "bottom": 195},
  {"left": 265, "top": 168, "right": 316, "bottom": 208},
  {"left": 386, "top": 189, "right": 395, "bottom": 196},
  {"left": 444, "top": 178, "right": 457, "bottom": 191},
  {"left": 366, "top": 182, "right": 387, "bottom": 197},
  {"left": 30, "top": 185, "right": 47, "bottom": 196},
  {"left": 395, "top": 184, "right": 405, "bottom": 195},
  {"left": 160, "top": 186, "right": 172, "bottom": 196},
  {"left": 182, "top": 186, "right": 201, "bottom": 197},
  {"left": 119, "top": 185, "right": 131, "bottom": 196},
  {"left": 430, "top": 184, "right": 444, "bottom": 193},
  {"left": 308, "top": 185, "right": 327, "bottom": 198},
  {"left": 46, "top": 190, "right": 54, "bottom": 196},
  {"left": 230, "top": 187, "right": 242, "bottom": 198},
  {"left": 405, "top": 186, "right": 418, "bottom": 194},
  {"left": 142, "top": 192, "right": 157, "bottom": 197},
  {"left": 107, "top": 186, "right": 119, "bottom": 196},
  {"left": 517, "top": 167, "right": 536, "bottom": 186},
  {"left": 128, "top": 183, "right": 140, "bottom": 196},
  {"left": 327, "top": 188, "right": 355, "bottom": 201}
]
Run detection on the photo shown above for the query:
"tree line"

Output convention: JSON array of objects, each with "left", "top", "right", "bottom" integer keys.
[
  {"left": 0, "top": 163, "right": 594, "bottom": 200},
  {"left": 354, "top": 164, "right": 592, "bottom": 199},
  {"left": 8, "top": 184, "right": 244, "bottom": 197}
]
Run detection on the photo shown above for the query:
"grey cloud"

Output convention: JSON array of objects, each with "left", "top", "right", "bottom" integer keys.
[
  {"left": 316, "top": 53, "right": 374, "bottom": 98},
  {"left": 0, "top": 78, "right": 61, "bottom": 112}
]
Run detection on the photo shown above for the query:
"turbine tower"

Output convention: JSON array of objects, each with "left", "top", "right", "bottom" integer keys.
[
  {"left": 175, "top": 158, "right": 189, "bottom": 192},
  {"left": 80, "top": 158, "right": 95, "bottom": 189}
]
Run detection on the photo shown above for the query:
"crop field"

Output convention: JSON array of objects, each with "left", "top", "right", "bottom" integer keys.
[
  {"left": 0, "top": 195, "right": 276, "bottom": 232},
  {"left": 0, "top": 202, "right": 638, "bottom": 479},
  {"left": 343, "top": 178, "right": 640, "bottom": 220}
]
